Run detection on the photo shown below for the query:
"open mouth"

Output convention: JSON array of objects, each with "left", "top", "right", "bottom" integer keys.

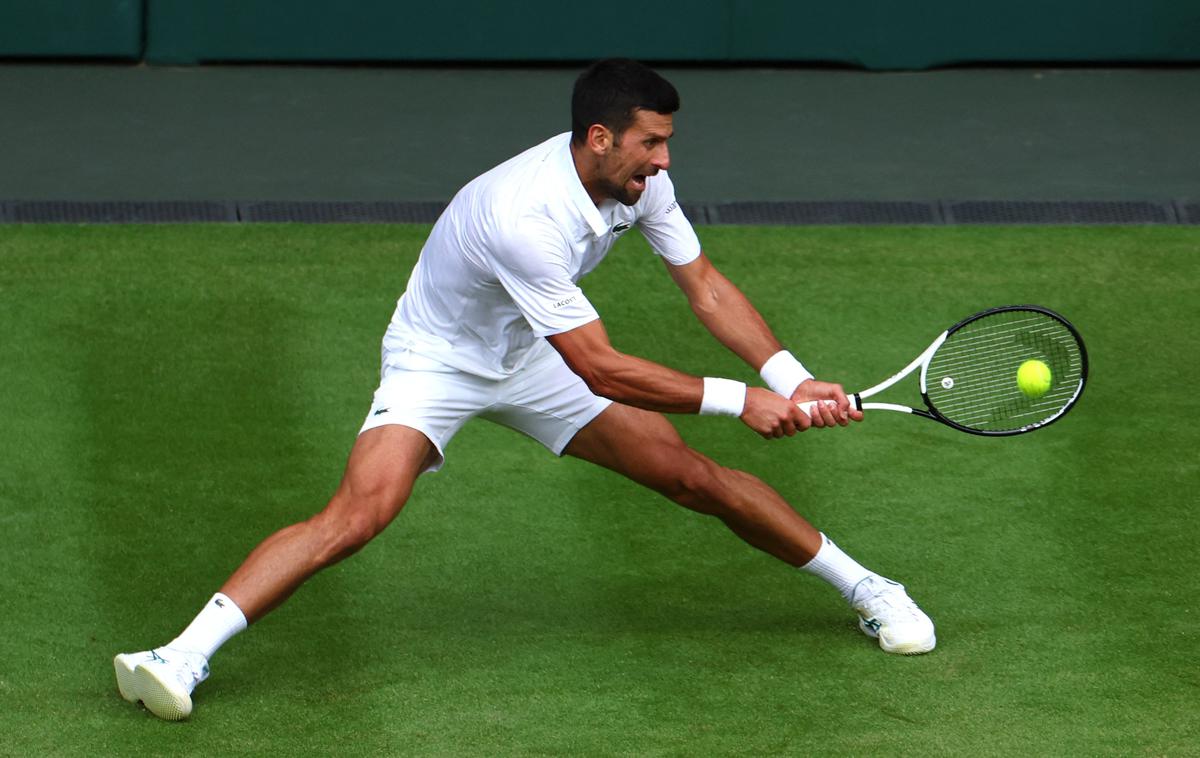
[{"left": 630, "top": 174, "right": 647, "bottom": 191}]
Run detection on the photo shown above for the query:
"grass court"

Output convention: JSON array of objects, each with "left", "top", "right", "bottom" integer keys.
[{"left": 0, "top": 223, "right": 1196, "bottom": 755}]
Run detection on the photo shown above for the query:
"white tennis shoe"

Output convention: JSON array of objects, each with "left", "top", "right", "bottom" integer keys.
[
  {"left": 849, "top": 576, "right": 936, "bottom": 655},
  {"left": 114, "top": 647, "right": 209, "bottom": 720}
]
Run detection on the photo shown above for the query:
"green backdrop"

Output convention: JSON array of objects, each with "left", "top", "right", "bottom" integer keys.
[
  {"left": 2, "top": 0, "right": 1198, "bottom": 70},
  {"left": 0, "top": 0, "right": 142, "bottom": 59}
]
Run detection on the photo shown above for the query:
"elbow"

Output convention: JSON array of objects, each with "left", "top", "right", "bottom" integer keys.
[
  {"left": 688, "top": 286, "right": 722, "bottom": 318},
  {"left": 575, "top": 364, "right": 619, "bottom": 400},
  {"left": 568, "top": 355, "right": 624, "bottom": 401}
]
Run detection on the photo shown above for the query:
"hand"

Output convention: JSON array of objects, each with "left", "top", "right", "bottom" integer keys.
[
  {"left": 740, "top": 387, "right": 813, "bottom": 438},
  {"left": 789, "top": 379, "right": 865, "bottom": 428}
]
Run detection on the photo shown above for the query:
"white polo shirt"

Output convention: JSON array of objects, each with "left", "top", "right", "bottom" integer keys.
[{"left": 383, "top": 132, "right": 702, "bottom": 380}]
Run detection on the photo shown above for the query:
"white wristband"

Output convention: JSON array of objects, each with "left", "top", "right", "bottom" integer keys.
[
  {"left": 759, "top": 350, "right": 814, "bottom": 397},
  {"left": 700, "top": 377, "right": 747, "bottom": 417}
]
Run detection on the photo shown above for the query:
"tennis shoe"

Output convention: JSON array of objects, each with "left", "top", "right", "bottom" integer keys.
[
  {"left": 113, "top": 647, "right": 209, "bottom": 720},
  {"left": 849, "top": 575, "right": 936, "bottom": 655}
]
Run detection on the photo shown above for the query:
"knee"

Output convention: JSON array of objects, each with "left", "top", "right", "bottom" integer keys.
[
  {"left": 660, "top": 453, "right": 728, "bottom": 515},
  {"left": 309, "top": 488, "right": 403, "bottom": 567}
]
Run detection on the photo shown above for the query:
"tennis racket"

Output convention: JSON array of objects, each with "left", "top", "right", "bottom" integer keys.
[{"left": 799, "top": 305, "right": 1088, "bottom": 436}]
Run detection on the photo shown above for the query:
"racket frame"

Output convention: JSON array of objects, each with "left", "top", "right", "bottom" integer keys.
[{"left": 843, "top": 305, "right": 1088, "bottom": 436}]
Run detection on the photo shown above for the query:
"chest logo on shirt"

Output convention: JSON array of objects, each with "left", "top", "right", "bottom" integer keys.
[{"left": 611, "top": 221, "right": 632, "bottom": 236}]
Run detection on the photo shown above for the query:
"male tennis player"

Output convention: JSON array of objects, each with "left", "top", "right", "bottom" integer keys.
[{"left": 115, "top": 59, "right": 935, "bottom": 721}]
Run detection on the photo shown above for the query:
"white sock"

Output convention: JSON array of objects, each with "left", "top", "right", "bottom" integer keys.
[
  {"left": 166, "top": 593, "right": 248, "bottom": 660},
  {"left": 800, "top": 534, "right": 875, "bottom": 601}
]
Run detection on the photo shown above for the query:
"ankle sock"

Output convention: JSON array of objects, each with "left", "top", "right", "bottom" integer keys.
[
  {"left": 800, "top": 534, "right": 874, "bottom": 602},
  {"left": 166, "top": 592, "right": 248, "bottom": 660}
]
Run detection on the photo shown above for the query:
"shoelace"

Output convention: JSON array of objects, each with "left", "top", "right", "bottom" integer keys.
[
  {"left": 155, "top": 649, "right": 209, "bottom": 690},
  {"left": 854, "top": 580, "right": 923, "bottom": 623}
]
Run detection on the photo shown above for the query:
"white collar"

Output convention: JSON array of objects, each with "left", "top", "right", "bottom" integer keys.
[{"left": 554, "top": 134, "right": 610, "bottom": 239}]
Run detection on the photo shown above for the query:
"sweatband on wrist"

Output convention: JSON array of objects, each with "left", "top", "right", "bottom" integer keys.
[
  {"left": 700, "top": 377, "right": 747, "bottom": 417},
  {"left": 759, "top": 350, "right": 814, "bottom": 397}
]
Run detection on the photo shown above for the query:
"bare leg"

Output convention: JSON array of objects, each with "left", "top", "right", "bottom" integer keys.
[
  {"left": 564, "top": 404, "right": 823, "bottom": 565},
  {"left": 221, "top": 424, "right": 437, "bottom": 623}
]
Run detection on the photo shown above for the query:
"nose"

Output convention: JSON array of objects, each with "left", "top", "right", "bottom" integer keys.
[{"left": 652, "top": 142, "right": 670, "bottom": 172}]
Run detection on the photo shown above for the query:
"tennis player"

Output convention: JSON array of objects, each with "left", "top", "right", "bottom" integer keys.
[{"left": 115, "top": 59, "right": 935, "bottom": 721}]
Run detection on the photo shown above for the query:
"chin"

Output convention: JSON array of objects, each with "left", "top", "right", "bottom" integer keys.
[{"left": 615, "top": 186, "right": 645, "bottom": 206}]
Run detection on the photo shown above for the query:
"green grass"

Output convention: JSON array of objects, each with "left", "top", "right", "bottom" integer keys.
[{"left": 1, "top": 223, "right": 1197, "bottom": 755}]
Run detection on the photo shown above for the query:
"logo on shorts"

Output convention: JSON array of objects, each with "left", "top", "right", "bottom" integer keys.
[
  {"left": 611, "top": 221, "right": 632, "bottom": 235},
  {"left": 553, "top": 296, "right": 577, "bottom": 309},
  {"left": 373, "top": 408, "right": 390, "bottom": 416}
]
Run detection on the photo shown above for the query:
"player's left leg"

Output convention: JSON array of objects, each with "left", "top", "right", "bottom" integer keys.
[{"left": 562, "top": 403, "right": 936, "bottom": 654}]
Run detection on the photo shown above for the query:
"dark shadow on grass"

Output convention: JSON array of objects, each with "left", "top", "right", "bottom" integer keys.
[{"left": 78, "top": 240, "right": 355, "bottom": 708}]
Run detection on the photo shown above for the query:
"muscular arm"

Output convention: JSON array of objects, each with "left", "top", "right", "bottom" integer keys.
[
  {"left": 665, "top": 252, "right": 783, "bottom": 372},
  {"left": 547, "top": 319, "right": 705, "bottom": 413},
  {"left": 547, "top": 318, "right": 828, "bottom": 437},
  {"left": 543, "top": 254, "right": 850, "bottom": 435},
  {"left": 667, "top": 251, "right": 862, "bottom": 423}
]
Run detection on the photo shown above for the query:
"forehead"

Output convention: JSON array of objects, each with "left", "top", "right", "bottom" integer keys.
[{"left": 627, "top": 109, "right": 674, "bottom": 137}]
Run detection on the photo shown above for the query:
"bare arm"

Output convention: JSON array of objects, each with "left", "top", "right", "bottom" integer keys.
[
  {"left": 667, "top": 252, "right": 862, "bottom": 422},
  {"left": 547, "top": 319, "right": 705, "bottom": 414},
  {"left": 547, "top": 319, "right": 829, "bottom": 437},
  {"left": 665, "top": 252, "right": 782, "bottom": 372}
]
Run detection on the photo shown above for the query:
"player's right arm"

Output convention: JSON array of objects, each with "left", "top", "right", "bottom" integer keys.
[
  {"left": 547, "top": 319, "right": 840, "bottom": 438},
  {"left": 490, "top": 220, "right": 838, "bottom": 437}
]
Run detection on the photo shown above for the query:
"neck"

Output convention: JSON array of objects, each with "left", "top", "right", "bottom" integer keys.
[{"left": 569, "top": 142, "right": 607, "bottom": 207}]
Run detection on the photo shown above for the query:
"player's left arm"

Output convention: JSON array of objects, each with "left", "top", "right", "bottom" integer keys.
[{"left": 665, "top": 252, "right": 861, "bottom": 419}]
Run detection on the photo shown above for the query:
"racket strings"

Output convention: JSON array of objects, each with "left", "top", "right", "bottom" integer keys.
[{"left": 924, "top": 311, "right": 1084, "bottom": 432}]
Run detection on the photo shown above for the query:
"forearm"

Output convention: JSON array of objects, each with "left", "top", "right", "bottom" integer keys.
[
  {"left": 687, "top": 273, "right": 783, "bottom": 371},
  {"left": 572, "top": 349, "right": 706, "bottom": 413},
  {"left": 547, "top": 321, "right": 745, "bottom": 416},
  {"left": 672, "top": 256, "right": 814, "bottom": 397}
]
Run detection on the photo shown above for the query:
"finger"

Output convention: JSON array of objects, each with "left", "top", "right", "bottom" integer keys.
[
  {"left": 795, "top": 407, "right": 813, "bottom": 431},
  {"left": 818, "top": 400, "right": 838, "bottom": 428},
  {"left": 782, "top": 415, "right": 797, "bottom": 437},
  {"left": 833, "top": 386, "right": 850, "bottom": 416}
]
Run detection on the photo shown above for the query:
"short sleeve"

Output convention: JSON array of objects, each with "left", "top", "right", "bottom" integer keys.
[
  {"left": 489, "top": 222, "right": 600, "bottom": 337},
  {"left": 636, "top": 171, "right": 701, "bottom": 266}
]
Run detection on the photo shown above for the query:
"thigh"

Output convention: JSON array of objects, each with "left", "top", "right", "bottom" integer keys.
[
  {"left": 326, "top": 423, "right": 440, "bottom": 528},
  {"left": 562, "top": 402, "right": 701, "bottom": 491},
  {"left": 483, "top": 345, "right": 612, "bottom": 455}
]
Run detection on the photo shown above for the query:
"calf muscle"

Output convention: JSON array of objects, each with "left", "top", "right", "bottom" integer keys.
[{"left": 220, "top": 425, "right": 435, "bottom": 623}]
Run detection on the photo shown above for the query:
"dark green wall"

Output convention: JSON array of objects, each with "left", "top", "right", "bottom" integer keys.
[
  {"left": 731, "top": 0, "right": 1200, "bottom": 69},
  {"left": 143, "top": 1, "right": 730, "bottom": 64},
  {"left": 3, "top": 0, "right": 1198, "bottom": 70},
  {"left": 0, "top": 0, "right": 142, "bottom": 59}
]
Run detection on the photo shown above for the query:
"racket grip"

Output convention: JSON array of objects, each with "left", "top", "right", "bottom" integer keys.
[{"left": 797, "top": 394, "right": 861, "bottom": 417}]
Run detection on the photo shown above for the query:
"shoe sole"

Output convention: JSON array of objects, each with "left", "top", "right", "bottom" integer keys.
[
  {"left": 113, "top": 654, "right": 141, "bottom": 703},
  {"left": 859, "top": 618, "right": 937, "bottom": 655},
  {"left": 113, "top": 655, "right": 193, "bottom": 720}
]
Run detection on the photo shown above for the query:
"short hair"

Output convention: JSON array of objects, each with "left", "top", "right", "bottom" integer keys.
[{"left": 570, "top": 59, "right": 680, "bottom": 145}]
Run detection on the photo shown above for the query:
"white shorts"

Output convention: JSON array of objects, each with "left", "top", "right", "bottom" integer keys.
[{"left": 359, "top": 340, "right": 612, "bottom": 473}]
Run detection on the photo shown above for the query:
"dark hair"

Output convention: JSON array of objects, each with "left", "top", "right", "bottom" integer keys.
[{"left": 571, "top": 59, "right": 680, "bottom": 145}]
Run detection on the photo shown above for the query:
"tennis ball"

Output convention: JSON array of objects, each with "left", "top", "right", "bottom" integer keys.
[{"left": 1017, "top": 359, "right": 1052, "bottom": 399}]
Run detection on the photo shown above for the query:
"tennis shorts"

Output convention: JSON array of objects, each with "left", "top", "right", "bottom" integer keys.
[{"left": 358, "top": 340, "right": 612, "bottom": 473}]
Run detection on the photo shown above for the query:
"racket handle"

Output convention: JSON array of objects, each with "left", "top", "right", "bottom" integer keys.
[{"left": 797, "top": 394, "right": 861, "bottom": 418}]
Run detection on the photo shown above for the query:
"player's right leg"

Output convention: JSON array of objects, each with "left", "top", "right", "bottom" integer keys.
[
  {"left": 219, "top": 424, "right": 437, "bottom": 622},
  {"left": 114, "top": 423, "right": 437, "bottom": 720}
]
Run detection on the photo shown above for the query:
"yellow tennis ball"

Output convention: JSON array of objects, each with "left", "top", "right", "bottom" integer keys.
[{"left": 1017, "top": 359, "right": 1052, "bottom": 399}]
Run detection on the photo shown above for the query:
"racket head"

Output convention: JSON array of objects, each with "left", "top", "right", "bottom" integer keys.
[{"left": 919, "top": 305, "right": 1088, "bottom": 436}]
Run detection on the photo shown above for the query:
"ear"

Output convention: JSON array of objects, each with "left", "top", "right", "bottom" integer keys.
[{"left": 585, "top": 124, "right": 614, "bottom": 155}]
